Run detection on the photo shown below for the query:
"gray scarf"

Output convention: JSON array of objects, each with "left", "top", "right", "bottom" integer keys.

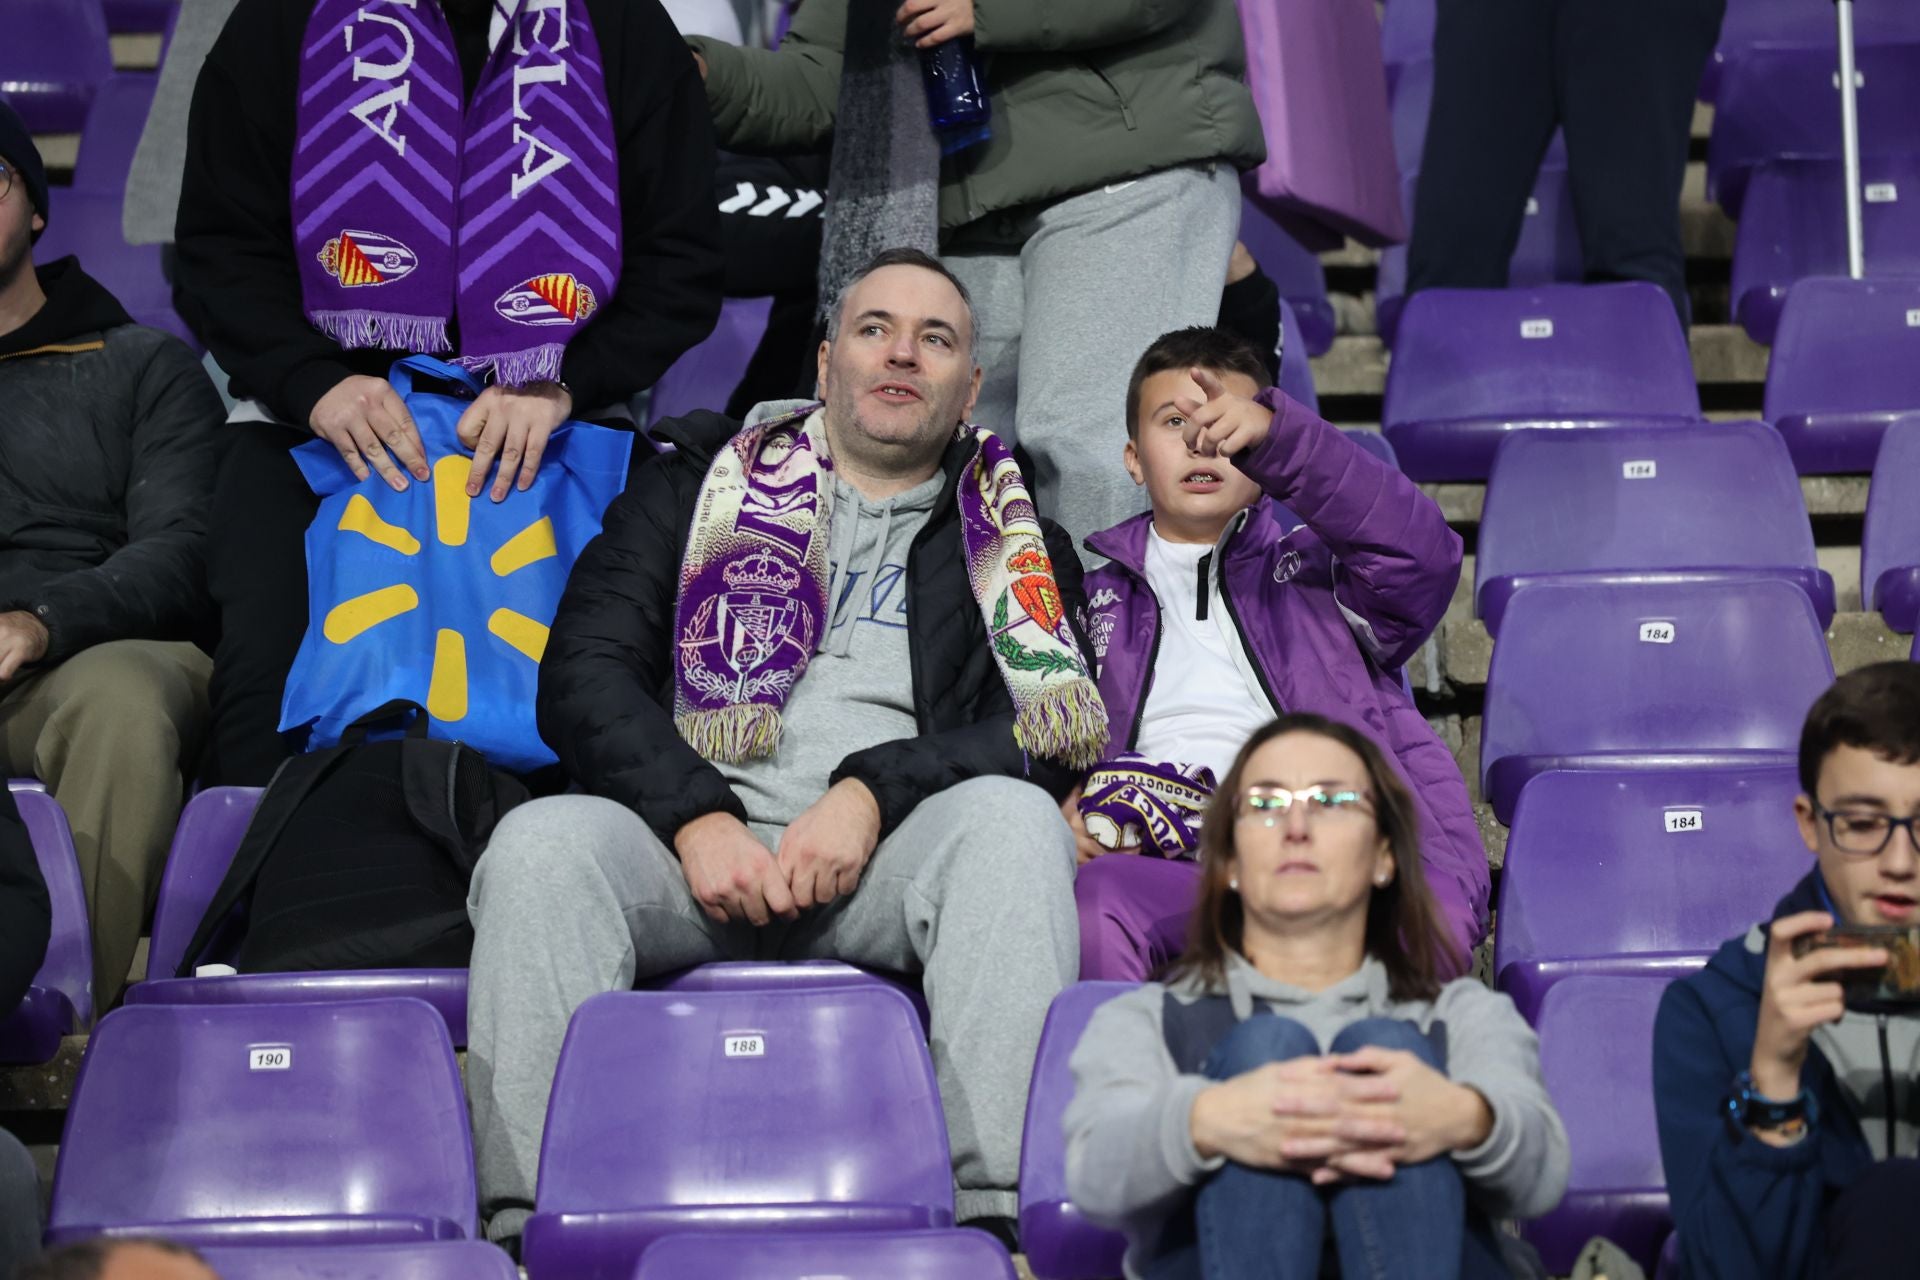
[{"left": 815, "top": 0, "right": 941, "bottom": 316}]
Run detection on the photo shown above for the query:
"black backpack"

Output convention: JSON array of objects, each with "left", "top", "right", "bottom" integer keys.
[{"left": 177, "top": 702, "right": 530, "bottom": 977}]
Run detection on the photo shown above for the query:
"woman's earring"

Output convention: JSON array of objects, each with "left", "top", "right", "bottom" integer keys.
[
  {"left": 1374, "top": 873, "right": 1391, "bottom": 887},
  {"left": 1228, "top": 877, "right": 1239, "bottom": 892}
]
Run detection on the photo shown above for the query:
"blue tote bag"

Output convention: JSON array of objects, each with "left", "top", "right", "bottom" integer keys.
[{"left": 280, "top": 356, "right": 633, "bottom": 773}]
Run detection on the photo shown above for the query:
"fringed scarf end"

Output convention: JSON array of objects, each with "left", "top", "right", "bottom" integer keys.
[
  {"left": 459, "top": 345, "right": 568, "bottom": 389},
  {"left": 676, "top": 705, "right": 783, "bottom": 765},
  {"left": 1012, "top": 680, "right": 1109, "bottom": 771},
  {"left": 310, "top": 311, "right": 452, "bottom": 355}
]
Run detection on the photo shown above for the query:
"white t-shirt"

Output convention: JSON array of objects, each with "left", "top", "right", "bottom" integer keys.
[{"left": 1131, "top": 526, "right": 1278, "bottom": 780}]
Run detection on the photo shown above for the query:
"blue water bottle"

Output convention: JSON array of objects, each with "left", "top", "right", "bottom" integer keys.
[{"left": 919, "top": 36, "right": 991, "bottom": 154}]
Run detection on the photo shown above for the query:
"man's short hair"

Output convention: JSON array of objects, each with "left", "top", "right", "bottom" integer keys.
[
  {"left": 1798, "top": 661, "right": 1920, "bottom": 795},
  {"left": 1125, "top": 326, "right": 1271, "bottom": 440},
  {"left": 12, "top": 1238, "right": 212, "bottom": 1280},
  {"left": 825, "top": 247, "right": 978, "bottom": 359}
]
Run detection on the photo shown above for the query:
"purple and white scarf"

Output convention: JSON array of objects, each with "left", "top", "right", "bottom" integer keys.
[
  {"left": 1079, "top": 755, "right": 1218, "bottom": 859},
  {"left": 292, "top": 0, "right": 621, "bottom": 385},
  {"left": 673, "top": 405, "right": 1108, "bottom": 770}
]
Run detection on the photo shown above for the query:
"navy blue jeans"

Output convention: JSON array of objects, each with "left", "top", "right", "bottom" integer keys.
[{"left": 1194, "top": 1015, "right": 1466, "bottom": 1280}]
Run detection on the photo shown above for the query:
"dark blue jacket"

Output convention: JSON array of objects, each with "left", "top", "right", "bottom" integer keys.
[{"left": 1654, "top": 871, "right": 1877, "bottom": 1279}]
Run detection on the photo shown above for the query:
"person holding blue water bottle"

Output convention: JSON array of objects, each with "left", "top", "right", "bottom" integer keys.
[{"left": 687, "top": 0, "right": 1265, "bottom": 549}]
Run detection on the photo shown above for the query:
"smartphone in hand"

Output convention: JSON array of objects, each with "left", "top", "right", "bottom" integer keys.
[{"left": 1795, "top": 924, "right": 1920, "bottom": 1011}]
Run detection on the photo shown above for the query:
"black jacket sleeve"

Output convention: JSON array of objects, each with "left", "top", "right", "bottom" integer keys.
[
  {"left": 32, "top": 335, "right": 224, "bottom": 661},
  {"left": 537, "top": 426, "right": 748, "bottom": 845},
  {"left": 558, "top": 1, "right": 724, "bottom": 411},
  {"left": 0, "top": 788, "right": 51, "bottom": 1018},
  {"left": 831, "top": 517, "right": 1095, "bottom": 839}
]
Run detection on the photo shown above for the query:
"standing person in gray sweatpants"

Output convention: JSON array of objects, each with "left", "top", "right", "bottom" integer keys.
[{"left": 466, "top": 249, "right": 1106, "bottom": 1250}]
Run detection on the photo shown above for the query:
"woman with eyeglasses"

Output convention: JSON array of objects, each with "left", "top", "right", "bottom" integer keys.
[{"left": 1063, "top": 713, "right": 1569, "bottom": 1280}]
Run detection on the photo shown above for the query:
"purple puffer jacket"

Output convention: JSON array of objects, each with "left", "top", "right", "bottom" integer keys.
[{"left": 1079, "top": 388, "right": 1489, "bottom": 973}]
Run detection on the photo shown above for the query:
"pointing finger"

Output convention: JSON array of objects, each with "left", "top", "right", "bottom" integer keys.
[{"left": 1191, "top": 366, "right": 1229, "bottom": 402}]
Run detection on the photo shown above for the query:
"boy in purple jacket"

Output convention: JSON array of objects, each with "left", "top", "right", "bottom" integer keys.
[{"left": 1069, "top": 327, "right": 1488, "bottom": 979}]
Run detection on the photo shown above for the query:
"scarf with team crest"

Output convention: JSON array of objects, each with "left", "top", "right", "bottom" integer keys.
[
  {"left": 1078, "top": 755, "right": 1218, "bottom": 858},
  {"left": 291, "top": 0, "right": 620, "bottom": 385},
  {"left": 673, "top": 405, "right": 1108, "bottom": 770}
]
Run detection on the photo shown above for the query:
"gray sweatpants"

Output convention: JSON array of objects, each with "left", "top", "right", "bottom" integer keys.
[
  {"left": 465, "top": 776, "right": 1079, "bottom": 1235},
  {"left": 945, "top": 163, "right": 1242, "bottom": 550}
]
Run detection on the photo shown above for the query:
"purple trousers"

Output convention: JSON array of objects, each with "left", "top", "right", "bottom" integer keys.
[{"left": 1074, "top": 854, "right": 1203, "bottom": 982}]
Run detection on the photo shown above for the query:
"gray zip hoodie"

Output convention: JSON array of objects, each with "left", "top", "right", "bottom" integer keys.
[{"left": 1063, "top": 954, "right": 1571, "bottom": 1279}]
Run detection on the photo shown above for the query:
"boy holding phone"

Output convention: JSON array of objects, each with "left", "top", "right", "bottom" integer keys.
[
  {"left": 1654, "top": 662, "right": 1920, "bottom": 1279},
  {"left": 1067, "top": 326, "right": 1489, "bottom": 979}
]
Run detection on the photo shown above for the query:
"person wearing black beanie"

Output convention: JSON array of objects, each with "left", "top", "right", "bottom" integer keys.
[{"left": 0, "top": 101, "right": 48, "bottom": 245}]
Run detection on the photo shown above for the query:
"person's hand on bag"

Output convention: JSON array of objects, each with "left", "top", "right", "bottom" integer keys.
[
  {"left": 458, "top": 381, "right": 574, "bottom": 502},
  {"left": 309, "top": 374, "right": 432, "bottom": 492}
]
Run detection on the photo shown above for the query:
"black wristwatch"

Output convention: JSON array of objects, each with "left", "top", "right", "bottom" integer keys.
[{"left": 1725, "top": 1070, "right": 1815, "bottom": 1140}]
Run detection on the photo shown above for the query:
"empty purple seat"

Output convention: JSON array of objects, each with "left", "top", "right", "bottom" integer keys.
[
  {"left": 1494, "top": 767, "right": 1809, "bottom": 1023},
  {"left": 198, "top": 1242, "right": 516, "bottom": 1280},
  {"left": 1476, "top": 421, "right": 1834, "bottom": 636},
  {"left": 0, "top": 0, "right": 112, "bottom": 133},
  {"left": 631, "top": 1230, "right": 1017, "bottom": 1280},
  {"left": 1382, "top": 283, "right": 1701, "bottom": 482},
  {"left": 103, "top": 0, "right": 177, "bottom": 35},
  {"left": 47, "top": 998, "right": 476, "bottom": 1246},
  {"left": 523, "top": 987, "right": 952, "bottom": 1280},
  {"left": 1731, "top": 155, "right": 1920, "bottom": 344},
  {"left": 131, "top": 786, "right": 469, "bottom": 1046},
  {"left": 1703, "top": 0, "right": 1920, "bottom": 102},
  {"left": 1277, "top": 299, "right": 1319, "bottom": 412},
  {"left": 32, "top": 192, "right": 187, "bottom": 346},
  {"left": 645, "top": 296, "right": 773, "bottom": 428},
  {"left": 1523, "top": 976, "right": 1670, "bottom": 1275},
  {"left": 1863, "top": 414, "right": 1920, "bottom": 632},
  {"left": 1378, "top": 0, "right": 1433, "bottom": 92},
  {"left": 1019, "top": 982, "right": 1132, "bottom": 1280},
  {"left": 1708, "top": 40, "right": 1920, "bottom": 218},
  {"left": 1376, "top": 167, "right": 1584, "bottom": 347},
  {"left": 0, "top": 783, "right": 93, "bottom": 1064},
  {"left": 1480, "top": 579, "right": 1834, "bottom": 825},
  {"left": 1765, "top": 276, "right": 1920, "bottom": 474},
  {"left": 651, "top": 959, "right": 930, "bottom": 1033},
  {"left": 73, "top": 73, "right": 158, "bottom": 195},
  {"left": 1239, "top": 200, "right": 1336, "bottom": 358}
]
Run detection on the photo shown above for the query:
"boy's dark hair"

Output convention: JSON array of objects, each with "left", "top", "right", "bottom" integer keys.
[
  {"left": 1798, "top": 662, "right": 1920, "bottom": 796},
  {"left": 1125, "top": 326, "right": 1270, "bottom": 440},
  {"left": 825, "top": 246, "right": 978, "bottom": 357},
  {"left": 13, "top": 1239, "right": 211, "bottom": 1279}
]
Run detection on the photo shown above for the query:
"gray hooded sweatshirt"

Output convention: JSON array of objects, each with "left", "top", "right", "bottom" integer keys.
[{"left": 1063, "top": 954, "right": 1571, "bottom": 1280}]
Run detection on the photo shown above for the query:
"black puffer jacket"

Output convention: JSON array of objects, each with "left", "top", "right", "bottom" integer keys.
[{"left": 538, "top": 409, "right": 1092, "bottom": 844}]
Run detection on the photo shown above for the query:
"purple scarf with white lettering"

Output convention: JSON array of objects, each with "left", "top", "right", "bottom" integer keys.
[
  {"left": 292, "top": 0, "right": 620, "bottom": 385},
  {"left": 1078, "top": 754, "right": 1218, "bottom": 859}
]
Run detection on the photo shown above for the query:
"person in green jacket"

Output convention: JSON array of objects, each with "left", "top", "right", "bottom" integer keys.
[{"left": 688, "top": 0, "right": 1265, "bottom": 550}]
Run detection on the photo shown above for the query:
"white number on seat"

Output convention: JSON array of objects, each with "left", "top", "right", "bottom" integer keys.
[
  {"left": 724, "top": 1035, "right": 765, "bottom": 1058},
  {"left": 1665, "top": 809, "right": 1705, "bottom": 834},
  {"left": 1639, "top": 621, "right": 1676, "bottom": 644},
  {"left": 248, "top": 1046, "right": 292, "bottom": 1071},
  {"left": 1865, "top": 182, "right": 1898, "bottom": 204},
  {"left": 1520, "top": 318, "right": 1554, "bottom": 339},
  {"left": 1907, "top": 309, "right": 1920, "bottom": 327},
  {"left": 1622, "top": 460, "right": 1657, "bottom": 479}
]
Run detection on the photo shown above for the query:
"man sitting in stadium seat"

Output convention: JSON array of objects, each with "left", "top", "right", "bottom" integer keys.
[
  {"left": 1068, "top": 327, "right": 1488, "bottom": 982},
  {"left": 0, "top": 107, "right": 224, "bottom": 1010},
  {"left": 465, "top": 248, "right": 1097, "bottom": 1248},
  {"left": 1655, "top": 662, "right": 1920, "bottom": 1279}
]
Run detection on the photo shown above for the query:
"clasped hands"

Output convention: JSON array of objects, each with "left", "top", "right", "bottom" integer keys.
[
  {"left": 1190, "top": 1051, "right": 1493, "bottom": 1185},
  {"left": 307, "top": 375, "right": 572, "bottom": 502},
  {"left": 673, "top": 779, "right": 883, "bottom": 926}
]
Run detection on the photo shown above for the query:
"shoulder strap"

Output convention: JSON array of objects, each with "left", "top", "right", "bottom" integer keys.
[
  {"left": 398, "top": 738, "right": 532, "bottom": 876},
  {"left": 173, "top": 746, "right": 359, "bottom": 977}
]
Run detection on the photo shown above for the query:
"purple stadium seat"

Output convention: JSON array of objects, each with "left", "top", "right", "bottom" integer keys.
[
  {"left": 198, "top": 1243, "right": 516, "bottom": 1280},
  {"left": 1523, "top": 976, "right": 1671, "bottom": 1275},
  {"left": 1494, "top": 767, "right": 1809, "bottom": 1023},
  {"left": 31, "top": 192, "right": 195, "bottom": 349},
  {"left": 73, "top": 73, "right": 157, "bottom": 195},
  {"left": 1378, "top": 0, "right": 1433, "bottom": 92},
  {"left": 1019, "top": 982, "right": 1132, "bottom": 1280},
  {"left": 1476, "top": 421, "right": 1834, "bottom": 636},
  {"left": 1480, "top": 579, "right": 1834, "bottom": 825},
  {"left": 1239, "top": 200, "right": 1337, "bottom": 358},
  {"left": 102, "top": 0, "right": 177, "bottom": 35},
  {"left": 632, "top": 1230, "right": 1017, "bottom": 1280},
  {"left": 1382, "top": 283, "right": 1701, "bottom": 482},
  {"left": 131, "top": 786, "right": 469, "bottom": 1046},
  {"left": 523, "top": 987, "right": 952, "bottom": 1280},
  {"left": 0, "top": 783, "right": 92, "bottom": 1064},
  {"left": 0, "top": 0, "right": 112, "bottom": 134},
  {"left": 1703, "top": 0, "right": 1920, "bottom": 102},
  {"left": 645, "top": 296, "right": 773, "bottom": 428},
  {"left": 1765, "top": 276, "right": 1920, "bottom": 474},
  {"left": 1863, "top": 414, "right": 1920, "bottom": 632},
  {"left": 1277, "top": 299, "right": 1318, "bottom": 412},
  {"left": 47, "top": 998, "right": 476, "bottom": 1246},
  {"left": 1388, "top": 58, "right": 1565, "bottom": 180},
  {"left": 1708, "top": 40, "right": 1920, "bottom": 218},
  {"left": 1732, "top": 154, "right": 1920, "bottom": 345},
  {"left": 651, "top": 959, "right": 930, "bottom": 1033},
  {"left": 1376, "top": 167, "right": 1584, "bottom": 346}
]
